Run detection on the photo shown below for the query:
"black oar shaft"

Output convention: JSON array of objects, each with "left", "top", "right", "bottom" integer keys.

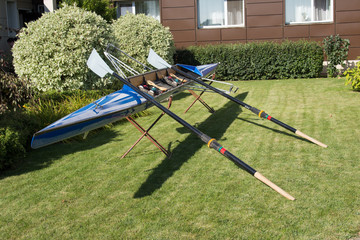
[
  {"left": 250, "top": 107, "right": 297, "bottom": 133},
  {"left": 207, "top": 138, "right": 256, "bottom": 174},
  {"left": 171, "top": 67, "right": 326, "bottom": 147},
  {"left": 111, "top": 72, "right": 294, "bottom": 200}
]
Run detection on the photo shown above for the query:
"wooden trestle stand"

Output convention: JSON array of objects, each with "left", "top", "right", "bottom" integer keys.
[
  {"left": 120, "top": 96, "right": 173, "bottom": 159},
  {"left": 184, "top": 73, "right": 216, "bottom": 114},
  {"left": 121, "top": 73, "right": 217, "bottom": 159}
]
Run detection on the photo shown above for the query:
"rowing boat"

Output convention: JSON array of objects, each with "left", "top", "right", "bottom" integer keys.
[
  {"left": 31, "top": 62, "right": 218, "bottom": 149},
  {"left": 31, "top": 48, "right": 298, "bottom": 200}
]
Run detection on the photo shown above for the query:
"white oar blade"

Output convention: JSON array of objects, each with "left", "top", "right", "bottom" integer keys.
[
  {"left": 147, "top": 48, "right": 171, "bottom": 69},
  {"left": 87, "top": 49, "right": 114, "bottom": 77}
]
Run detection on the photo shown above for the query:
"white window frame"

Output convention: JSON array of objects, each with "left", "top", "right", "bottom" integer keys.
[
  {"left": 116, "top": 2, "right": 135, "bottom": 18},
  {"left": 198, "top": 0, "right": 245, "bottom": 29},
  {"left": 116, "top": 1, "right": 160, "bottom": 21},
  {"left": 285, "top": 0, "right": 333, "bottom": 25}
]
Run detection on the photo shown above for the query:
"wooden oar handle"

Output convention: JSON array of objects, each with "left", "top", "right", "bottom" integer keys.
[
  {"left": 145, "top": 80, "right": 168, "bottom": 91},
  {"left": 170, "top": 73, "right": 187, "bottom": 82},
  {"left": 295, "top": 130, "right": 328, "bottom": 148},
  {"left": 254, "top": 172, "right": 295, "bottom": 201}
]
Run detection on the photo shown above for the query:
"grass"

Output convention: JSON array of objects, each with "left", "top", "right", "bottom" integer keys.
[{"left": 1, "top": 77, "right": 359, "bottom": 239}]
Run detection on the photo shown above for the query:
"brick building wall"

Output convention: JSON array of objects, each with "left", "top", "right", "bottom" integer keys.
[{"left": 161, "top": 0, "right": 360, "bottom": 60}]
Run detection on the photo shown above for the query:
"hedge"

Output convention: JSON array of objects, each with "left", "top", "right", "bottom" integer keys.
[{"left": 175, "top": 41, "right": 324, "bottom": 80}]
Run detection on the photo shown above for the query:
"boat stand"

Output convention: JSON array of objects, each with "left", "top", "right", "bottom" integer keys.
[
  {"left": 120, "top": 96, "right": 173, "bottom": 159},
  {"left": 184, "top": 73, "right": 216, "bottom": 114}
]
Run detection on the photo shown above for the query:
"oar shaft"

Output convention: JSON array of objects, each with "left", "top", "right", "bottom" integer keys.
[
  {"left": 208, "top": 138, "right": 294, "bottom": 200},
  {"left": 171, "top": 67, "right": 327, "bottom": 148},
  {"left": 111, "top": 72, "right": 295, "bottom": 200},
  {"left": 250, "top": 107, "right": 296, "bottom": 133}
]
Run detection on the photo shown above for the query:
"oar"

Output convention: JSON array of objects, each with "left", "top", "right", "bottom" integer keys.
[
  {"left": 87, "top": 49, "right": 295, "bottom": 201},
  {"left": 147, "top": 49, "right": 327, "bottom": 148}
]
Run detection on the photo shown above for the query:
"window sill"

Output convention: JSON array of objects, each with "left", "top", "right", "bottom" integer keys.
[
  {"left": 286, "top": 20, "right": 333, "bottom": 26},
  {"left": 198, "top": 25, "right": 245, "bottom": 29}
]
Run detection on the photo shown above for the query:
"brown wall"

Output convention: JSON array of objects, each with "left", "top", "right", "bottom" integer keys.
[{"left": 161, "top": 0, "right": 360, "bottom": 60}]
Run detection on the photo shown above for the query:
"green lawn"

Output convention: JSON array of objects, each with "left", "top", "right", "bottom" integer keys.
[{"left": 1, "top": 78, "right": 359, "bottom": 239}]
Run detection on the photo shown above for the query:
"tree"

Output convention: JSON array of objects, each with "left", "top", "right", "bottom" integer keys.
[{"left": 60, "top": 0, "right": 116, "bottom": 22}]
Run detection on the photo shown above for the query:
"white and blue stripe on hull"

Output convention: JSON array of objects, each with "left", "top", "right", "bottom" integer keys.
[
  {"left": 31, "top": 80, "right": 192, "bottom": 149},
  {"left": 31, "top": 63, "right": 218, "bottom": 149}
]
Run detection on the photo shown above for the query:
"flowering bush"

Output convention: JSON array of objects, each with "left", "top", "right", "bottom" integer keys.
[
  {"left": 111, "top": 14, "right": 175, "bottom": 73},
  {"left": 344, "top": 58, "right": 360, "bottom": 91},
  {"left": 12, "top": 5, "right": 111, "bottom": 92}
]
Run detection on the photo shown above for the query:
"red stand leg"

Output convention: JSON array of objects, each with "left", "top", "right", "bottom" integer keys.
[
  {"left": 121, "top": 96, "right": 173, "bottom": 159},
  {"left": 184, "top": 73, "right": 216, "bottom": 114}
]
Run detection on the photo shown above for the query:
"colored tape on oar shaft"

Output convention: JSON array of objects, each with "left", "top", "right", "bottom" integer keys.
[
  {"left": 218, "top": 147, "right": 226, "bottom": 154},
  {"left": 259, "top": 110, "right": 272, "bottom": 120},
  {"left": 207, "top": 138, "right": 216, "bottom": 148},
  {"left": 207, "top": 139, "right": 227, "bottom": 154},
  {"left": 258, "top": 110, "right": 264, "bottom": 118}
]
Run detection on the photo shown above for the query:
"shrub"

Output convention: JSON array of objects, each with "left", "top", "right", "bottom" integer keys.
[
  {"left": 0, "top": 127, "right": 26, "bottom": 170},
  {"left": 344, "top": 58, "right": 360, "bottom": 91},
  {"left": 323, "top": 35, "right": 350, "bottom": 77},
  {"left": 12, "top": 5, "right": 111, "bottom": 92},
  {"left": 0, "top": 51, "right": 14, "bottom": 73},
  {"left": 111, "top": 14, "right": 175, "bottom": 73},
  {"left": 0, "top": 72, "right": 33, "bottom": 114},
  {"left": 175, "top": 41, "right": 324, "bottom": 80},
  {"left": 0, "top": 110, "right": 38, "bottom": 170},
  {"left": 0, "top": 89, "right": 152, "bottom": 171},
  {"left": 25, "top": 90, "right": 150, "bottom": 127},
  {"left": 25, "top": 90, "right": 114, "bottom": 127},
  {"left": 0, "top": 90, "right": 115, "bottom": 171}
]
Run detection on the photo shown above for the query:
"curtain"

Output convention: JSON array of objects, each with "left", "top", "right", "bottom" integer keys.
[
  {"left": 315, "top": 0, "right": 331, "bottom": 21},
  {"left": 198, "top": 0, "right": 224, "bottom": 27},
  {"left": 227, "top": 0, "right": 243, "bottom": 25}
]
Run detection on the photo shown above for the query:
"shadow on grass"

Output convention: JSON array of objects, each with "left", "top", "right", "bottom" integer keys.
[
  {"left": 237, "top": 117, "right": 310, "bottom": 144},
  {"left": 133, "top": 92, "right": 248, "bottom": 198},
  {"left": 170, "top": 91, "right": 193, "bottom": 103},
  {"left": 0, "top": 128, "right": 119, "bottom": 180}
]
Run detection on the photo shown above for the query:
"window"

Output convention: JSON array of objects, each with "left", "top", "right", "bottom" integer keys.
[
  {"left": 198, "top": 0, "right": 244, "bottom": 28},
  {"left": 285, "top": 0, "right": 333, "bottom": 24},
  {"left": 115, "top": 0, "right": 160, "bottom": 21}
]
